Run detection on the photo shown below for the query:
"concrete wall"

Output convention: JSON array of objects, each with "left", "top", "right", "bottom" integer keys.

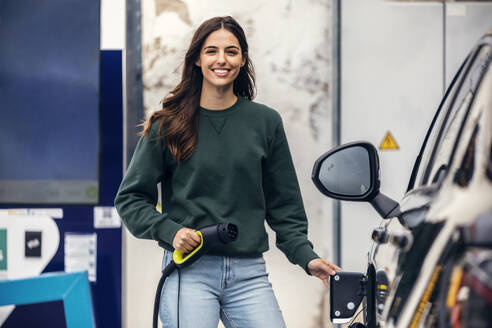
[{"left": 340, "top": 0, "right": 445, "bottom": 272}]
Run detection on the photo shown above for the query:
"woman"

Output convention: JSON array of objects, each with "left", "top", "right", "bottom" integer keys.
[{"left": 115, "top": 16, "right": 340, "bottom": 328}]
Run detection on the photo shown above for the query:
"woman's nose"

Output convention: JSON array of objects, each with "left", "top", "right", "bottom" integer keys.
[{"left": 217, "top": 51, "right": 226, "bottom": 64}]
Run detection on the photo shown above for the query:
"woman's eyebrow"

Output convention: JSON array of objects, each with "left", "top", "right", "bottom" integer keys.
[{"left": 203, "top": 45, "right": 240, "bottom": 50}]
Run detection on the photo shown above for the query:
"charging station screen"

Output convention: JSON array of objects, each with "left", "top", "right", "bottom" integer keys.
[{"left": 0, "top": 0, "right": 100, "bottom": 204}]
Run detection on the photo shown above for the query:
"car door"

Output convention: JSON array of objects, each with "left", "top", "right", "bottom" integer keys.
[{"left": 375, "top": 36, "right": 492, "bottom": 327}]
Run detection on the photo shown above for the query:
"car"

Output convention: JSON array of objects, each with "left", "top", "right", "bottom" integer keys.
[{"left": 311, "top": 31, "right": 492, "bottom": 328}]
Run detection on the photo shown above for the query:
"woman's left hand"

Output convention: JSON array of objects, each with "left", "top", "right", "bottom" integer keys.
[{"left": 307, "top": 258, "right": 341, "bottom": 288}]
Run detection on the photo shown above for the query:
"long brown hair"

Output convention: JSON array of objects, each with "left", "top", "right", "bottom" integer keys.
[{"left": 141, "top": 16, "right": 256, "bottom": 163}]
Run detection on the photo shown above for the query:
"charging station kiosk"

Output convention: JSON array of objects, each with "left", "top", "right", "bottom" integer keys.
[{"left": 0, "top": 1, "right": 123, "bottom": 326}]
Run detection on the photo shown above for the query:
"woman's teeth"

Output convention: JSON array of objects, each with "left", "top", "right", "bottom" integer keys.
[{"left": 213, "top": 69, "right": 228, "bottom": 73}]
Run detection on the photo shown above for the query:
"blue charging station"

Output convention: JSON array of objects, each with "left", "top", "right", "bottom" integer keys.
[
  {"left": 0, "top": 50, "right": 123, "bottom": 327},
  {"left": 0, "top": 1, "right": 123, "bottom": 326}
]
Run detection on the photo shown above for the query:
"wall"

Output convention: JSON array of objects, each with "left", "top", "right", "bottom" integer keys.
[{"left": 340, "top": 0, "right": 445, "bottom": 272}]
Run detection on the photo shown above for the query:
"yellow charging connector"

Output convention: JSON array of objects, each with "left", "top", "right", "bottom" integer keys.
[{"left": 172, "top": 231, "right": 204, "bottom": 265}]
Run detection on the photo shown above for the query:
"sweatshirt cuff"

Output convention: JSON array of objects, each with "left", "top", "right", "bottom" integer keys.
[
  {"left": 155, "top": 218, "right": 184, "bottom": 246},
  {"left": 293, "top": 244, "right": 320, "bottom": 275}
]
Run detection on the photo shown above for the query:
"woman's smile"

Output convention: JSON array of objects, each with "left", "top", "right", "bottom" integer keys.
[{"left": 212, "top": 68, "right": 231, "bottom": 77}]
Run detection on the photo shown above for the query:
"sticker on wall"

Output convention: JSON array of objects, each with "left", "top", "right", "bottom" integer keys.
[
  {"left": 93, "top": 207, "right": 121, "bottom": 229},
  {"left": 0, "top": 229, "right": 7, "bottom": 271},
  {"left": 379, "top": 131, "right": 399, "bottom": 151},
  {"left": 446, "top": 4, "right": 466, "bottom": 17},
  {"left": 64, "top": 233, "right": 97, "bottom": 282},
  {"left": 25, "top": 231, "right": 42, "bottom": 258}
]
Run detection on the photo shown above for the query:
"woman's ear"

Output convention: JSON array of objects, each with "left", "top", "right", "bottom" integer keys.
[
  {"left": 241, "top": 52, "right": 247, "bottom": 67},
  {"left": 195, "top": 58, "right": 201, "bottom": 67}
]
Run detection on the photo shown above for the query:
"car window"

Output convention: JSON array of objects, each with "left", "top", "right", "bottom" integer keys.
[
  {"left": 409, "top": 45, "right": 491, "bottom": 189},
  {"left": 426, "top": 92, "right": 473, "bottom": 184},
  {"left": 428, "top": 45, "right": 492, "bottom": 186},
  {"left": 408, "top": 49, "right": 475, "bottom": 190},
  {"left": 453, "top": 122, "right": 479, "bottom": 187}
]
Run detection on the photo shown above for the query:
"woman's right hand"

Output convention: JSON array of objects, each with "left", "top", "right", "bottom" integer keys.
[{"left": 172, "top": 227, "right": 202, "bottom": 253}]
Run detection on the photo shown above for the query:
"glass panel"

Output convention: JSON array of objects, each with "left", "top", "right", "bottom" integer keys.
[
  {"left": 427, "top": 92, "right": 473, "bottom": 183},
  {"left": 453, "top": 123, "right": 478, "bottom": 187},
  {"left": 0, "top": 0, "right": 100, "bottom": 204},
  {"left": 410, "top": 45, "right": 492, "bottom": 189},
  {"left": 319, "top": 146, "right": 371, "bottom": 196},
  {"left": 424, "top": 46, "right": 491, "bottom": 184},
  {"left": 422, "top": 46, "right": 491, "bottom": 186},
  {"left": 412, "top": 51, "right": 474, "bottom": 188}
]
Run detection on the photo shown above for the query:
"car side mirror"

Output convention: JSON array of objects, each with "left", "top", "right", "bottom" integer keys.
[{"left": 312, "top": 142, "right": 400, "bottom": 219}]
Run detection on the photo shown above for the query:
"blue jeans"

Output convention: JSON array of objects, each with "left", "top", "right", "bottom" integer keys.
[{"left": 159, "top": 250, "right": 287, "bottom": 328}]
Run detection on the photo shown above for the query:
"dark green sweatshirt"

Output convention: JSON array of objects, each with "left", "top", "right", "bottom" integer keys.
[{"left": 114, "top": 97, "right": 319, "bottom": 273}]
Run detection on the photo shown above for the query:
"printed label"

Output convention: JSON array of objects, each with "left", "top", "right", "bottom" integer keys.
[
  {"left": 64, "top": 233, "right": 97, "bottom": 282},
  {"left": 94, "top": 207, "right": 121, "bottom": 229},
  {"left": 25, "top": 231, "right": 42, "bottom": 258},
  {"left": 0, "top": 208, "right": 63, "bottom": 219},
  {"left": 379, "top": 131, "right": 399, "bottom": 150}
]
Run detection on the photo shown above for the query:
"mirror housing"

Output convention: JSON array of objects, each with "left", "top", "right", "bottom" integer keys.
[{"left": 312, "top": 141, "right": 401, "bottom": 219}]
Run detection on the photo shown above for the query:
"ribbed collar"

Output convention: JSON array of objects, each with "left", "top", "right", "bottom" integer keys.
[{"left": 199, "top": 96, "right": 243, "bottom": 116}]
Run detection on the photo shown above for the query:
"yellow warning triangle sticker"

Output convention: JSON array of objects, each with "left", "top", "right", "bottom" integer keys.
[{"left": 379, "top": 131, "right": 399, "bottom": 150}]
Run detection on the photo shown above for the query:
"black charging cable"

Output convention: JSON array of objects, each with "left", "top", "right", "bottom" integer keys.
[
  {"left": 176, "top": 267, "right": 181, "bottom": 328},
  {"left": 153, "top": 261, "right": 177, "bottom": 328},
  {"left": 153, "top": 261, "right": 184, "bottom": 328}
]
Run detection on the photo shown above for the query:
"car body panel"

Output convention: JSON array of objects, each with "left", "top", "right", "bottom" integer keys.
[
  {"left": 315, "top": 32, "right": 492, "bottom": 328},
  {"left": 395, "top": 44, "right": 492, "bottom": 327}
]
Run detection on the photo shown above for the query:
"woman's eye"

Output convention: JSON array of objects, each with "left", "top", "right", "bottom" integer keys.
[{"left": 204, "top": 49, "right": 238, "bottom": 55}]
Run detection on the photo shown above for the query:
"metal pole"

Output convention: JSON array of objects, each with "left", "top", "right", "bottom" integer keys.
[
  {"left": 332, "top": 3, "right": 341, "bottom": 328},
  {"left": 122, "top": 1, "right": 144, "bottom": 327},
  {"left": 124, "top": 0, "right": 144, "bottom": 171},
  {"left": 332, "top": 0, "right": 342, "bottom": 269},
  {"left": 442, "top": 2, "right": 446, "bottom": 96}
]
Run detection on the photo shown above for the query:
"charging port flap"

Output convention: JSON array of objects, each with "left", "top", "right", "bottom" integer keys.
[{"left": 330, "top": 271, "right": 366, "bottom": 323}]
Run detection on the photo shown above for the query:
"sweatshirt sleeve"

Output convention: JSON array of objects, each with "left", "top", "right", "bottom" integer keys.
[
  {"left": 114, "top": 123, "right": 183, "bottom": 246},
  {"left": 262, "top": 118, "right": 320, "bottom": 274}
]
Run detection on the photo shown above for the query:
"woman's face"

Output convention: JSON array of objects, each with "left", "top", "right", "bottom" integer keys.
[{"left": 195, "top": 28, "right": 246, "bottom": 91}]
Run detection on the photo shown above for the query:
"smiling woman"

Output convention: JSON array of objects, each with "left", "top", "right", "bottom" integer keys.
[
  {"left": 196, "top": 29, "right": 246, "bottom": 99},
  {"left": 115, "top": 16, "right": 340, "bottom": 328}
]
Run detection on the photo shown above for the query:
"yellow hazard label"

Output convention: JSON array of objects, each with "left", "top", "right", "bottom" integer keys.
[{"left": 379, "top": 131, "right": 399, "bottom": 150}]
